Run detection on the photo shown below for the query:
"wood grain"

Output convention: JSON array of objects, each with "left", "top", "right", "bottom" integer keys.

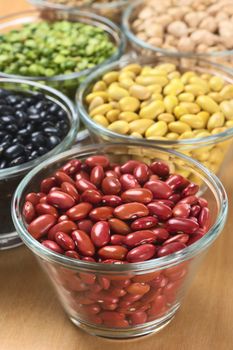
[{"left": 0, "top": 1, "right": 233, "bottom": 349}]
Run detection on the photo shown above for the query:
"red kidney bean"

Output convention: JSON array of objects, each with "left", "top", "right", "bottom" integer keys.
[
  {"left": 179, "top": 195, "right": 198, "bottom": 205},
  {"left": 102, "top": 317, "right": 129, "bottom": 328},
  {"left": 28, "top": 214, "right": 57, "bottom": 239},
  {"left": 65, "top": 250, "right": 80, "bottom": 259},
  {"left": 121, "top": 188, "right": 153, "bottom": 204},
  {"left": 58, "top": 215, "right": 69, "bottom": 222},
  {"left": 182, "top": 183, "right": 199, "bottom": 197},
  {"left": 90, "top": 284, "right": 102, "bottom": 293},
  {"left": 54, "top": 171, "right": 75, "bottom": 185},
  {"left": 149, "top": 275, "right": 168, "bottom": 289},
  {"left": 77, "top": 219, "right": 93, "bottom": 234},
  {"left": 25, "top": 192, "right": 40, "bottom": 206},
  {"left": 82, "top": 256, "right": 96, "bottom": 262},
  {"left": 84, "top": 314, "right": 103, "bottom": 325},
  {"left": 131, "top": 216, "right": 158, "bottom": 230},
  {"left": 166, "top": 174, "right": 189, "bottom": 190},
  {"left": 88, "top": 291, "right": 119, "bottom": 304},
  {"left": 72, "top": 230, "right": 95, "bottom": 256},
  {"left": 198, "top": 197, "right": 208, "bottom": 207},
  {"left": 98, "top": 276, "right": 110, "bottom": 290},
  {"left": 120, "top": 160, "right": 141, "bottom": 174},
  {"left": 98, "top": 245, "right": 128, "bottom": 260},
  {"left": 109, "top": 288, "right": 126, "bottom": 297},
  {"left": 129, "top": 311, "right": 147, "bottom": 325},
  {"left": 102, "top": 195, "right": 122, "bottom": 207},
  {"left": 114, "top": 202, "right": 149, "bottom": 220},
  {"left": 81, "top": 189, "right": 102, "bottom": 204},
  {"left": 61, "top": 182, "right": 79, "bottom": 201},
  {"left": 101, "top": 303, "right": 118, "bottom": 311},
  {"left": 157, "top": 242, "right": 186, "bottom": 257},
  {"left": 150, "top": 161, "right": 169, "bottom": 177},
  {"left": 108, "top": 218, "right": 131, "bottom": 235},
  {"left": 120, "top": 174, "right": 140, "bottom": 190},
  {"left": 23, "top": 201, "right": 36, "bottom": 223},
  {"left": 173, "top": 203, "right": 191, "bottom": 218},
  {"left": 151, "top": 228, "right": 169, "bottom": 242},
  {"left": 163, "top": 233, "right": 189, "bottom": 245},
  {"left": 75, "top": 170, "right": 90, "bottom": 181},
  {"left": 111, "top": 234, "right": 125, "bottom": 245},
  {"left": 79, "top": 303, "right": 101, "bottom": 315},
  {"left": 76, "top": 178, "right": 97, "bottom": 193},
  {"left": 42, "top": 240, "right": 64, "bottom": 254},
  {"left": 39, "top": 196, "right": 48, "bottom": 204},
  {"left": 102, "top": 259, "right": 127, "bottom": 264},
  {"left": 101, "top": 176, "right": 121, "bottom": 195},
  {"left": 89, "top": 206, "right": 114, "bottom": 221},
  {"left": 48, "top": 220, "right": 77, "bottom": 240},
  {"left": 147, "top": 295, "right": 167, "bottom": 317},
  {"left": 40, "top": 177, "right": 57, "bottom": 194},
  {"left": 36, "top": 203, "right": 58, "bottom": 218},
  {"left": 47, "top": 191, "right": 75, "bottom": 210},
  {"left": 168, "top": 193, "right": 181, "bottom": 203},
  {"left": 163, "top": 280, "right": 181, "bottom": 301},
  {"left": 198, "top": 207, "right": 210, "bottom": 229},
  {"left": 105, "top": 170, "right": 119, "bottom": 178},
  {"left": 112, "top": 279, "right": 131, "bottom": 288},
  {"left": 133, "top": 271, "right": 160, "bottom": 283},
  {"left": 90, "top": 165, "right": 105, "bottom": 187},
  {"left": 191, "top": 205, "right": 201, "bottom": 217},
  {"left": 166, "top": 218, "right": 199, "bottom": 234},
  {"left": 55, "top": 231, "right": 75, "bottom": 251},
  {"left": 126, "top": 282, "right": 150, "bottom": 295},
  {"left": 187, "top": 233, "right": 204, "bottom": 245},
  {"left": 91, "top": 221, "right": 110, "bottom": 247},
  {"left": 85, "top": 155, "right": 110, "bottom": 168},
  {"left": 164, "top": 264, "right": 187, "bottom": 281},
  {"left": 133, "top": 164, "right": 150, "bottom": 184},
  {"left": 49, "top": 187, "right": 62, "bottom": 193},
  {"left": 66, "top": 202, "right": 93, "bottom": 221},
  {"left": 119, "top": 294, "right": 142, "bottom": 308},
  {"left": 125, "top": 230, "right": 157, "bottom": 247},
  {"left": 79, "top": 272, "right": 96, "bottom": 285},
  {"left": 148, "top": 202, "right": 172, "bottom": 220},
  {"left": 61, "top": 159, "right": 82, "bottom": 175},
  {"left": 126, "top": 244, "right": 156, "bottom": 262},
  {"left": 144, "top": 180, "right": 172, "bottom": 199}
]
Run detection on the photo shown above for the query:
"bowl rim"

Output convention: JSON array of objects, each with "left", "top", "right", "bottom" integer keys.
[
  {"left": 0, "top": 9, "right": 126, "bottom": 81},
  {"left": 12, "top": 142, "right": 228, "bottom": 273},
  {"left": 0, "top": 77, "right": 78, "bottom": 179},
  {"left": 122, "top": 0, "right": 233, "bottom": 58},
  {"left": 76, "top": 55, "right": 233, "bottom": 147},
  {"left": 29, "top": 0, "right": 128, "bottom": 10}
]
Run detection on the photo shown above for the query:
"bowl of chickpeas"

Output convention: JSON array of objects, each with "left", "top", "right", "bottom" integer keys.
[
  {"left": 123, "top": 0, "right": 233, "bottom": 68},
  {"left": 77, "top": 56, "right": 233, "bottom": 182}
]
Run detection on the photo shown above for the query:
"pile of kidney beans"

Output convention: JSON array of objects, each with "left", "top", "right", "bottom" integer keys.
[
  {"left": 0, "top": 88, "right": 70, "bottom": 169},
  {"left": 23, "top": 155, "right": 211, "bottom": 327}
]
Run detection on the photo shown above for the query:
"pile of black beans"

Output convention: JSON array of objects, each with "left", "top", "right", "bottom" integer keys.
[{"left": 0, "top": 88, "right": 70, "bottom": 169}]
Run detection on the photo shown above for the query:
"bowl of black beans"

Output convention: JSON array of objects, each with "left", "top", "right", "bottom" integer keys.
[{"left": 0, "top": 78, "right": 78, "bottom": 250}]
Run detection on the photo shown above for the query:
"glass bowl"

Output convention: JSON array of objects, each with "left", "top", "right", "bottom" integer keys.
[
  {"left": 77, "top": 56, "right": 233, "bottom": 181},
  {"left": 122, "top": 0, "right": 233, "bottom": 68},
  {"left": 12, "top": 143, "right": 227, "bottom": 338},
  {"left": 30, "top": 0, "right": 130, "bottom": 23},
  {"left": 0, "top": 78, "right": 78, "bottom": 250},
  {"left": 0, "top": 9, "right": 126, "bottom": 99}
]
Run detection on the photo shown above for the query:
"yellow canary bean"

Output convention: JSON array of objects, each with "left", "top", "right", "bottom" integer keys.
[
  {"left": 108, "top": 121, "right": 129, "bottom": 134},
  {"left": 140, "top": 66, "right": 153, "bottom": 76},
  {"left": 129, "top": 119, "right": 154, "bottom": 134},
  {"left": 168, "top": 71, "right": 181, "bottom": 80},
  {"left": 188, "top": 173, "right": 202, "bottom": 186},
  {"left": 89, "top": 96, "right": 105, "bottom": 111},
  {"left": 196, "top": 96, "right": 219, "bottom": 113},
  {"left": 209, "top": 76, "right": 224, "bottom": 92},
  {"left": 119, "top": 79, "right": 135, "bottom": 89},
  {"left": 103, "top": 71, "right": 119, "bottom": 84},
  {"left": 110, "top": 101, "right": 120, "bottom": 109},
  {"left": 178, "top": 131, "right": 194, "bottom": 139},
  {"left": 166, "top": 132, "right": 179, "bottom": 140},
  {"left": 158, "top": 113, "right": 175, "bottom": 123},
  {"left": 90, "top": 103, "right": 112, "bottom": 117},
  {"left": 219, "top": 85, "right": 233, "bottom": 99},
  {"left": 119, "top": 96, "right": 140, "bottom": 112},
  {"left": 164, "top": 95, "right": 178, "bottom": 113},
  {"left": 92, "top": 80, "right": 107, "bottom": 92},
  {"left": 130, "top": 132, "right": 143, "bottom": 139},
  {"left": 181, "top": 71, "right": 196, "bottom": 84},
  {"left": 175, "top": 167, "right": 191, "bottom": 178},
  {"left": 136, "top": 75, "right": 169, "bottom": 87},
  {"left": 180, "top": 114, "right": 205, "bottom": 129},
  {"left": 122, "top": 64, "right": 142, "bottom": 74},
  {"left": 92, "top": 115, "right": 109, "bottom": 127},
  {"left": 151, "top": 93, "right": 163, "bottom": 101},
  {"left": 86, "top": 91, "right": 109, "bottom": 103},
  {"left": 226, "top": 120, "right": 233, "bottom": 128},
  {"left": 146, "top": 68, "right": 167, "bottom": 76},
  {"left": 141, "top": 100, "right": 150, "bottom": 108},
  {"left": 201, "top": 74, "right": 212, "bottom": 81},
  {"left": 106, "top": 109, "right": 120, "bottom": 123},
  {"left": 184, "top": 84, "right": 208, "bottom": 96},
  {"left": 147, "top": 84, "right": 162, "bottom": 94},
  {"left": 129, "top": 84, "right": 151, "bottom": 100},
  {"left": 119, "top": 71, "right": 135, "bottom": 80},
  {"left": 147, "top": 136, "right": 167, "bottom": 140},
  {"left": 209, "top": 147, "right": 224, "bottom": 163},
  {"left": 174, "top": 105, "right": 189, "bottom": 118},
  {"left": 211, "top": 127, "right": 227, "bottom": 135},
  {"left": 156, "top": 63, "right": 176, "bottom": 73},
  {"left": 192, "top": 129, "right": 206, "bottom": 135},
  {"left": 139, "top": 100, "right": 165, "bottom": 119},
  {"left": 179, "top": 102, "right": 200, "bottom": 114},
  {"left": 168, "top": 121, "right": 191, "bottom": 134},
  {"left": 189, "top": 77, "right": 209, "bottom": 92},
  {"left": 194, "top": 131, "right": 211, "bottom": 138},
  {"left": 163, "top": 79, "right": 184, "bottom": 95},
  {"left": 178, "top": 93, "right": 195, "bottom": 102},
  {"left": 108, "top": 85, "right": 129, "bottom": 100},
  {"left": 119, "top": 112, "right": 139, "bottom": 122},
  {"left": 207, "top": 112, "right": 225, "bottom": 130},
  {"left": 220, "top": 100, "right": 233, "bottom": 120},
  {"left": 145, "top": 121, "right": 168, "bottom": 138},
  {"left": 208, "top": 92, "right": 223, "bottom": 103},
  {"left": 197, "top": 111, "right": 210, "bottom": 127},
  {"left": 192, "top": 149, "right": 210, "bottom": 162}
]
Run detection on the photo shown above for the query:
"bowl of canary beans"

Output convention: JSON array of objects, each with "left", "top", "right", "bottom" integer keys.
[{"left": 77, "top": 56, "right": 233, "bottom": 181}]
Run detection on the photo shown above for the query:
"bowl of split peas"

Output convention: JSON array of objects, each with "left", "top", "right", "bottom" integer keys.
[{"left": 77, "top": 56, "right": 233, "bottom": 182}]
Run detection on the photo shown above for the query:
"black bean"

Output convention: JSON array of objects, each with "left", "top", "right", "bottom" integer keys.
[
  {"left": 0, "top": 159, "right": 7, "bottom": 169},
  {"left": 0, "top": 89, "right": 9, "bottom": 98},
  {"left": 38, "top": 146, "right": 48, "bottom": 155},
  {"left": 9, "top": 156, "right": 26, "bottom": 166},
  {"left": 4, "top": 144, "right": 25, "bottom": 159},
  {"left": 44, "top": 127, "right": 59, "bottom": 135},
  {"left": 5, "top": 124, "right": 18, "bottom": 133},
  {"left": 1, "top": 116, "right": 16, "bottom": 124},
  {"left": 31, "top": 134, "right": 47, "bottom": 147},
  {"left": 0, "top": 105, "right": 15, "bottom": 115},
  {"left": 18, "top": 128, "right": 30, "bottom": 137},
  {"left": 28, "top": 114, "right": 41, "bottom": 121},
  {"left": 6, "top": 95, "right": 22, "bottom": 105},
  {"left": 47, "top": 135, "right": 61, "bottom": 149}
]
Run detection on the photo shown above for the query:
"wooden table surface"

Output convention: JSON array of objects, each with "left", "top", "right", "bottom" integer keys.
[{"left": 0, "top": 1, "right": 233, "bottom": 349}]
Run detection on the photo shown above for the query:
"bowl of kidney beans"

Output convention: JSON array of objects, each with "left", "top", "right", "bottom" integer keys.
[
  {"left": 0, "top": 78, "right": 78, "bottom": 250},
  {"left": 12, "top": 143, "right": 227, "bottom": 338}
]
